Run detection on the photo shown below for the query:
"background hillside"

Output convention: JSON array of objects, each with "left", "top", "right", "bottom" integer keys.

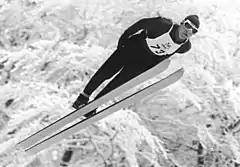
[{"left": 0, "top": 0, "right": 240, "bottom": 166}]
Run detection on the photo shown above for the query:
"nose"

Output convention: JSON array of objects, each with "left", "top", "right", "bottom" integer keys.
[
  {"left": 186, "top": 28, "right": 191, "bottom": 33},
  {"left": 185, "top": 29, "right": 193, "bottom": 36}
]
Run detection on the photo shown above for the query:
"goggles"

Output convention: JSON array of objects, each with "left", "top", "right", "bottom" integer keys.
[{"left": 183, "top": 19, "right": 198, "bottom": 34}]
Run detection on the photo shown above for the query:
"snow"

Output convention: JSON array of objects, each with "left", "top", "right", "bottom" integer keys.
[{"left": 0, "top": 0, "right": 240, "bottom": 166}]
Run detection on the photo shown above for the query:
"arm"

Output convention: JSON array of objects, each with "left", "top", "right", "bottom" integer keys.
[{"left": 117, "top": 17, "right": 161, "bottom": 48}]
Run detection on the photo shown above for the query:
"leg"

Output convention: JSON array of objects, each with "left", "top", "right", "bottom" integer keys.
[
  {"left": 72, "top": 48, "right": 127, "bottom": 111},
  {"left": 82, "top": 66, "right": 143, "bottom": 118},
  {"left": 83, "top": 49, "right": 126, "bottom": 96},
  {"left": 94, "top": 38, "right": 161, "bottom": 99},
  {"left": 94, "top": 61, "right": 158, "bottom": 99}
]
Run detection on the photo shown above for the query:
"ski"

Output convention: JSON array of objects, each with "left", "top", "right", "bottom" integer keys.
[
  {"left": 17, "top": 59, "right": 170, "bottom": 150},
  {"left": 24, "top": 68, "right": 184, "bottom": 155}
]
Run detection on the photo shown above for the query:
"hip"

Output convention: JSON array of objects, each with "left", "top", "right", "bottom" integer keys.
[{"left": 123, "top": 34, "right": 169, "bottom": 63}]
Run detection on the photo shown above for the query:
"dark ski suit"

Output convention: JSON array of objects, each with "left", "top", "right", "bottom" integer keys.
[{"left": 83, "top": 16, "right": 191, "bottom": 100}]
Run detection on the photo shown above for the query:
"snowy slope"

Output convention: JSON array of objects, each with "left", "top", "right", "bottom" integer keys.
[{"left": 0, "top": 0, "right": 240, "bottom": 166}]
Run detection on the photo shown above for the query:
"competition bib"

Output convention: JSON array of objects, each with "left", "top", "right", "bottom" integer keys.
[{"left": 146, "top": 24, "right": 184, "bottom": 56}]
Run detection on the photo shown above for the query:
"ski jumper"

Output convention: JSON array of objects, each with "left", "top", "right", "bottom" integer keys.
[{"left": 83, "top": 16, "right": 191, "bottom": 99}]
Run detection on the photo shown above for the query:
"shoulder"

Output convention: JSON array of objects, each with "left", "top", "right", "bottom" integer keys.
[
  {"left": 144, "top": 16, "right": 173, "bottom": 34},
  {"left": 159, "top": 16, "right": 173, "bottom": 24},
  {"left": 178, "top": 40, "right": 192, "bottom": 53},
  {"left": 184, "top": 40, "right": 192, "bottom": 50},
  {"left": 155, "top": 16, "right": 173, "bottom": 27},
  {"left": 141, "top": 16, "right": 173, "bottom": 26}
]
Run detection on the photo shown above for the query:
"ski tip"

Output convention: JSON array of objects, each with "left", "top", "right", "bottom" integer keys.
[
  {"left": 173, "top": 67, "right": 184, "bottom": 75},
  {"left": 167, "top": 68, "right": 184, "bottom": 80},
  {"left": 162, "top": 58, "right": 171, "bottom": 66},
  {"left": 177, "top": 67, "right": 184, "bottom": 76},
  {"left": 178, "top": 67, "right": 184, "bottom": 73}
]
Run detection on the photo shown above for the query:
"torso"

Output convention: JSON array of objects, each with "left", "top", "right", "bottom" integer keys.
[{"left": 145, "top": 24, "right": 187, "bottom": 56}]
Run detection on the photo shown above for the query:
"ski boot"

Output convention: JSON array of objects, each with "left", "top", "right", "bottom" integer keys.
[{"left": 72, "top": 92, "right": 96, "bottom": 118}]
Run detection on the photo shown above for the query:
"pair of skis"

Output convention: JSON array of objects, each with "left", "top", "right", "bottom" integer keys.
[{"left": 16, "top": 59, "right": 184, "bottom": 155}]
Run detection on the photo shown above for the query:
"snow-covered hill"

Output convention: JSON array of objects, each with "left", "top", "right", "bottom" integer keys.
[{"left": 0, "top": 0, "right": 240, "bottom": 166}]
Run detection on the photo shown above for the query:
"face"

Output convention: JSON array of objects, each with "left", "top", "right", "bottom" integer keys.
[{"left": 177, "top": 20, "right": 198, "bottom": 40}]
